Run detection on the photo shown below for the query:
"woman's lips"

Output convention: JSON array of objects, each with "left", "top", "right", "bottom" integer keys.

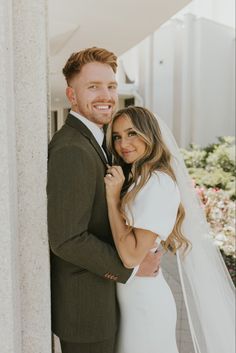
[{"left": 122, "top": 150, "right": 135, "bottom": 157}]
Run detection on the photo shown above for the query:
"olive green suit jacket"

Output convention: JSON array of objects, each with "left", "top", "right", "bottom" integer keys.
[{"left": 47, "top": 114, "right": 132, "bottom": 343}]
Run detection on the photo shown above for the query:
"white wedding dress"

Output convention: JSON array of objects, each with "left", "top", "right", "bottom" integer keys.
[{"left": 116, "top": 171, "right": 180, "bottom": 353}]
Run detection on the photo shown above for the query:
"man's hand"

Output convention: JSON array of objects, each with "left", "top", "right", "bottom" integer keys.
[{"left": 136, "top": 250, "right": 162, "bottom": 277}]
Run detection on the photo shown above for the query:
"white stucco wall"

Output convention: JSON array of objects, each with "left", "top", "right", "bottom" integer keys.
[
  {"left": 152, "top": 22, "right": 176, "bottom": 130},
  {"left": 176, "top": 0, "right": 235, "bottom": 28},
  {"left": 192, "top": 18, "right": 235, "bottom": 145}
]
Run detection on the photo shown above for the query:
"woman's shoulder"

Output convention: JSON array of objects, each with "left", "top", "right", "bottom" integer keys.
[
  {"left": 133, "top": 170, "right": 179, "bottom": 204},
  {"left": 128, "top": 170, "right": 181, "bottom": 237},
  {"left": 146, "top": 170, "right": 177, "bottom": 190}
]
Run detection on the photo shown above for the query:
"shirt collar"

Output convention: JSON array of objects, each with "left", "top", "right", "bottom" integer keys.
[{"left": 70, "top": 110, "right": 104, "bottom": 147}]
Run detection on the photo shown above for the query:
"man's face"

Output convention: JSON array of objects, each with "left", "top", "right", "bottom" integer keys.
[{"left": 67, "top": 62, "right": 118, "bottom": 127}]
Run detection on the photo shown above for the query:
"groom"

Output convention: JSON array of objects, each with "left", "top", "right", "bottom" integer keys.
[{"left": 47, "top": 47, "right": 161, "bottom": 353}]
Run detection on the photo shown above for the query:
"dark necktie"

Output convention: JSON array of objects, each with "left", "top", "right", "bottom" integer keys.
[{"left": 102, "top": 135, "right": 112, "bottom": 165}]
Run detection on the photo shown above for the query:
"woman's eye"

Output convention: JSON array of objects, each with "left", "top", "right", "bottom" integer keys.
[
  {"left": 112, "top": 135, "right": 120, "bottom": 141},
  {"left": 128, "top": 131, "right": 137, "bottom": 137}
]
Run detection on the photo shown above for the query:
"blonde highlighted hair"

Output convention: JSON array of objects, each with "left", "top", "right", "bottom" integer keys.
[{"left": 107, "top": 106, "right": 191, "bottom": 254}]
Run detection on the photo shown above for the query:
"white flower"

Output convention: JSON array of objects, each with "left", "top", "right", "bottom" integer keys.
[
  {"left": 214, "top": 239, "right": 224, "bottom": 247},
  {"left": 215, "top": 233, "right": 227, "bottom": 242}
]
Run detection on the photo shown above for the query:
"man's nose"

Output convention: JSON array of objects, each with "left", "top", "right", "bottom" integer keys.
[{"left": 98, "top": 87, "right": 111, "bottom": 100}]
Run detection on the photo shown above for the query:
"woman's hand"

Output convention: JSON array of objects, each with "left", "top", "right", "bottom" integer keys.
[{"left": 104, "top": 165, "right": 125, "bottom": 204}]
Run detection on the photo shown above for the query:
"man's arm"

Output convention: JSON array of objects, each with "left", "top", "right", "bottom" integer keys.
[
  {"left": 126, "top": 249, "right": 162, "bottom": 283},
  {"left": 136, "top": 250, "right": 162, "bottom": 277},
  {"left": 47, "top": 145, "right": 132, "bottom": 283}
]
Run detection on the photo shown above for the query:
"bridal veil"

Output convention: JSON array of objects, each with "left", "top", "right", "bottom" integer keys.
[{"left": 157, "top": 116, "right": 235, "bottom": 353}]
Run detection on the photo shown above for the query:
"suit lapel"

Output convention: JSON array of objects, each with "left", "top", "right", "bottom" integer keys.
[{"left": 65, "top": 114, "right": 107, "bottom": 165}]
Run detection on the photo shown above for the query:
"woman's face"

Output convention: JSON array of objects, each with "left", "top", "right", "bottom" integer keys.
[{"left": 112, "top": 115, "right": 147, "bottom": 164}]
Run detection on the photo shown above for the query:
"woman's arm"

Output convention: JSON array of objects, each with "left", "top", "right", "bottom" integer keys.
[{"left": 104, "top": 166, "right": 157, "bottom": 268}]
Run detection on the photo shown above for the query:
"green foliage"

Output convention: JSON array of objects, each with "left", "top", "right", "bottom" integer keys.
[
  {"left": 206, "top": 144, "right": 235, "bottom": 173},
  {"left": 181, "top": 147, "right": 207, "bottom": 168},
  {"left": 181, "top": 137, "right": 236, "bottom": 199}
]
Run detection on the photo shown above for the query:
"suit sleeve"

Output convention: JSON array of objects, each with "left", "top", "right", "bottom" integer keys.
[{"left": 47, "top": 145, "right": 132, "bottom": 283}]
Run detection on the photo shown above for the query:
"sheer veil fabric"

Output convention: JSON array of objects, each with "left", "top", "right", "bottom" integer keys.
[{"left": 156, "top": 116, "right": 235, "bottom": 353}]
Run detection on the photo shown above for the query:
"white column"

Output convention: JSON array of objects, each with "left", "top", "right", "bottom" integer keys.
[
  {"left": 0, "top": 0, "right": 51, "bottom": 352},
  {"left": 172, "top": 19, "right": 185, "bottom": 146},
  {"left": 138, "top": 35, "right": 155, "bottom": 111},
  {"left": 0, "top": 1, "right": 22, "bottom": 352},
  {"left": 13, "top": 0, "right": 51, "bottom": 352},
  {"left": 179, "top": 14, "right": 195, "bottom": 147}
]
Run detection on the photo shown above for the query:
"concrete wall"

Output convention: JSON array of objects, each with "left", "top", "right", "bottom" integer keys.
[
  {"left": 0, "top": 1, "right": 22, "bottom": 351},
  {"left": 0, "top": 1, "right": 51, "bottom": 352}
]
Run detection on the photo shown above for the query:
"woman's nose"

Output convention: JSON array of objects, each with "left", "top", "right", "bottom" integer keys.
[{"left": 120, "top": 137, "right": 129, "bottom": 148}]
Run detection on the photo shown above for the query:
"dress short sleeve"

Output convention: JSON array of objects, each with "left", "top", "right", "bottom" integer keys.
[{"left": 125, "top": 172, "right": 180, "bottom": 241}]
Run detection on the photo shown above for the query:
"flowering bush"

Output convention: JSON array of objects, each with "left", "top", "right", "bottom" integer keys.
[
  {"left": 181, "top": 137, "right": 235, "bottom": 199},
  {"left": 195, "top": 185, "right": 235, "bottom": 257},
  {"left": 181, "top": 137, "right": 235, "bottom": 284}
]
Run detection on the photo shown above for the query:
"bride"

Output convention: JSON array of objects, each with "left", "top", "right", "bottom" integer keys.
[{"left": 104, "top": 106, "right": 235, "bottom": 353}]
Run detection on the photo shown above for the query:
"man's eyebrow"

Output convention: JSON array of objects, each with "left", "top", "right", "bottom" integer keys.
[
  {"left": 87, "top": 81, "right": 118, "bottom": 85},
  {"left": 87, "top": 81, "right": 101, "bottom": 84}
]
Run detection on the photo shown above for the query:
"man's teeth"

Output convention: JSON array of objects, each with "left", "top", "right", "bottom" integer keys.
[{"left": 95, "top": 105, "right": 110, "bottom": 110}]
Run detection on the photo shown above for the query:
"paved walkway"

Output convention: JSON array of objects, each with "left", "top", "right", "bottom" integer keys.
[{"left": 162, "top": 252, "right": 195, "bottom": 353}]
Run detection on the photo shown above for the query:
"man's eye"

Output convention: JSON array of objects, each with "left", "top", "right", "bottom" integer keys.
[
  {"left": 89, "top": 85, "right": 97, "bottom": 89},
  {"left": 109, "top": 85, "right": 117, "bottom": 90}
]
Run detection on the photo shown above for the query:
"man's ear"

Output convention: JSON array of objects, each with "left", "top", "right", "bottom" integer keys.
[{"left": 66, "top": 86, "right": 76, "bottom": 105}]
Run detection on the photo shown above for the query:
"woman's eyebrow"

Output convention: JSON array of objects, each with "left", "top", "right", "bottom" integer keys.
[{"left": 112, "top": 128, "right": 133, "bottom": 134}]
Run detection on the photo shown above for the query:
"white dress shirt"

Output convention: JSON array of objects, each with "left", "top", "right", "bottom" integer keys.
[{"left": 70, "top": 110, "right": 107, "bottom": 160}]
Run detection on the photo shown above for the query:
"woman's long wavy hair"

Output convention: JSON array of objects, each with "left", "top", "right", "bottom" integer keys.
[{"left": 107, "top": 106, "right": 190, "bottom": 254}]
